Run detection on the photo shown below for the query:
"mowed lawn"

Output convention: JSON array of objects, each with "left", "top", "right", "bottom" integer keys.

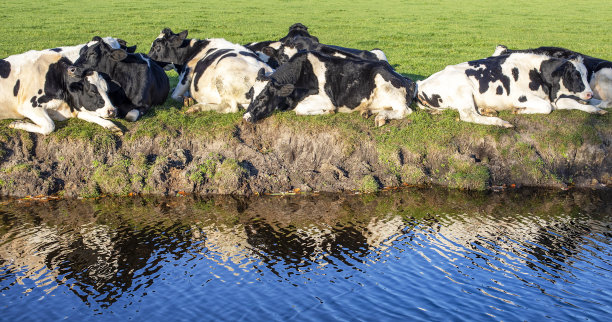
[{"left": 1, "top": 0, "right": 610, "bottom": 80}]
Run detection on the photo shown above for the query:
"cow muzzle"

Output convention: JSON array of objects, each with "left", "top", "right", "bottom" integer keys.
[{"left": 582, "top": 91, "right": 593, "bottom": 100}]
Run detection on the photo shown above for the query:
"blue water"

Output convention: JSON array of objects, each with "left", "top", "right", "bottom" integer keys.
[{"left": 1, "top": 189, "right": 611, "bottom": 321}]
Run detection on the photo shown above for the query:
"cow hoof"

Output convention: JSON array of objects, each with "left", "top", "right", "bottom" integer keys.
[
  {"left": 360, "top": 110, "right": 372, "bottom": 119},
  {"left": 183, "top": 97, "right": 195, "bottom": 107},
  {"left": 185, "top": 106, "right": 200, "bottom": 114},
  {"left": 375, "top": 117, "right": 387, "bottom": 127},
  {"left": 125, "top": 109, "right": 140, "bottom": 122},
  {"left": 502, "top": 122, "right": 514, "bottom": 128},
  {"left": 597, "top": 109, "right": 608, "bottom": 115},
  {"left": 109, "top": 126, "right": 124, "bottom": 136}
]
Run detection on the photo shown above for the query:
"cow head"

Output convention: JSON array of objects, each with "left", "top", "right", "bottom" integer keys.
[
  {"left": 542, "top": 56, "right": 593, "bottom": 102},
  {"left": 74, "top": 36, "right": 128, "bottom": 69},
  {"left": 66, "top": 67, "right": 117, "bottom": 118},
  {"left": 279, "top": 23, "right": 319, "bottom": 43},
  {"left": 148, "top": 28, "right": 189, "bottom": 66},
  {"left": 243, "top": 69, "right": 294, "bottom": 122}
]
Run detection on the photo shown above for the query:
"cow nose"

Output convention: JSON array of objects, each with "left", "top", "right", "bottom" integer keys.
[
  {"left": 108, "top": 109, "right": 116, "bottom": 118},
  {"left": 584, "top": 92, "right": 593, "bottom": 100}
]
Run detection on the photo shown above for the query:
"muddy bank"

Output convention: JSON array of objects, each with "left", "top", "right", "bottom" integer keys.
[{"left": 0, "top": 108, "right": 610, "bottom": 197}]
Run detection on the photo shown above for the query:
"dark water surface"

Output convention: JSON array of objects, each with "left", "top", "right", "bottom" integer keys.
[{"left": 1, "top": 188, "right": 611, "bottom": 321}]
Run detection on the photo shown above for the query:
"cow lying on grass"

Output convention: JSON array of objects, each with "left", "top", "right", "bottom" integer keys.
[
  {"left": 417, "top": 52, "right": 602, "bottom": 127},
  {"left": 148, "top": 28, "right": 273, "bottom": 114},
  {"left": 493, "top": 45, "right": 612, "bottom": 109},
  {"left": 0, "top": 50, "right": 119, "bottom": 135},
  {"left": 243, "top": 51, "right": 416, "bottom": 126},
  {"left": 74, "top": 37, "right": 169, "bottom": 121}
]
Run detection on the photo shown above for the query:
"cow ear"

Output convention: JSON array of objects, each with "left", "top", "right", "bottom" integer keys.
[
  {"left": 262, "top": 46, "right": 277, "bottom": 58},
  {"left": 277, "top": 84, "right": 294, "bottom": 97},
  {"left": 92, "top": 36, "right": 103, "bottom": 43},
  {"left": 568, "top": 54, "right": 584, "bottom": 65},
  {"left": 162, "top": 28, "right": 173, "bottom": 35},
  {"left": 178, "top": 30, "right": 188, "bottom": 40},
  {"left": 110, "top": 49, "right": 128, "bottom": 61},
  {"left": 126, "top": 45, "right": 137, "bottom": 53},
  {"left": 256, "top": 68, "right": 269, "bottom": 81},
  {"left": 116, "top": 38, "right": 127, "bottom": 47},
  {"left": 79, "top": 45, "right": 88, "bottom": 56},
  {"left": 68, "top": 82, "right": 83, "bottom": 93}
]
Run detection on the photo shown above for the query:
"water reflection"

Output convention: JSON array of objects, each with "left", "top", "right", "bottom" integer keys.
[{"left": 0, "top": 188, "right": 610, "bottom": 319}]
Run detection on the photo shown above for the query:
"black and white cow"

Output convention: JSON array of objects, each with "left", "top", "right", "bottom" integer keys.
[
  {"left": 0, "top": 50, "right": 119, "bottom": 135},
  {"left": 74, "top": 37, "right": 169, "bottom": 121},
  {"left": 493, "top": 45, "right": 612, "bottom": 109},
  {"left": 416, "top": 53, "right": 602, "bottom": 127},
  {"left": 148, "top": 28, "right": 273, "bottom": 113},
  {"left": 243, "top": 51, "right": 416, "bottom": 126},
  {"left": 264, "top": 36, "right": 388, "bottom": 66},
  {"left": 45, "top": 37, "right": 136, "bottom": 63}
]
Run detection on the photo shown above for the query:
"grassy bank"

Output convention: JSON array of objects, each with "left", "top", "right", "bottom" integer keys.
[{"left": 0, "top": 1, "right": 610, "bottom": 195}]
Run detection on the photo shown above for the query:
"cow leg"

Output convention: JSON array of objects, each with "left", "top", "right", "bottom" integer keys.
[
  {"left": 374, "top": 105, "right": 412, "bottom": 127},
  {"left": 554, "top": 97, "right": 606, "bottom": 114},
  {"left": 77, "top": 111, "right": 123, "bottom": 135},
  {"left": 171, "top": 70, "right": 192, "bottom": 101},
  {"left": 8, "top": 108, "right": 55, "bottom": 135},
  {"left": 294, "top": 96, "right": 335, "bottom": 115},
  {"left": 185, "top": 103, "right": 223, "bottom": 114},
  {"left": 590, "top": 98, "right": 612, "bottom": 109},
  {"left": 514, "top": 96, "right": 553, "bottom": 114}
]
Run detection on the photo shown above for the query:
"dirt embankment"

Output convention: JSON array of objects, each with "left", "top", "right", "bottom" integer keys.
[{"left": 0, "top": 110, "right": 610, "bottom": 198}]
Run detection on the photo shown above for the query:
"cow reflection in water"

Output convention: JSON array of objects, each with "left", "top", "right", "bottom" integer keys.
[{"left": 0, "top": 190, "right": 609, "bottom": 307}]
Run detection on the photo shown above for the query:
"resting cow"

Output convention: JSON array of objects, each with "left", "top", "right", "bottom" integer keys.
[
  {"left": 493, "top": 45, "right": 612, "bottom": 109},
  {"left": 0, "top": 50, "right": 119, "bottom": 135},
  {"left": 148, "top": 28, "right": 273, "bottom": 114},
  {"left": 264, "top": 36, "right": 388, "bottom": 67},
  {"left": 74, "top": 37, "right": 169, "bottom": 121},
  {"left": 416, "top": 53, "right": 602, "bottom": 127},
  {"left": 243, "top": 51, "right": 416, "bottom": 126}
]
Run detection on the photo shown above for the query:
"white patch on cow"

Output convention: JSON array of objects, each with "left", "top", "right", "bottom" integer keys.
[
  {"left": 46, "top": 37, "right": 122, "bottom": 63},
  {"left": 332, "top": 52, "right": 347, "bottom": 59},
  {"left": 185, "top": 38, "right": 274, "bottom": 112},
  {"left": 269, "top": 42, "right": 282, "bottom": 50},
  {"left": 492, "top": 45, "right": 508, "bottom": 56},
  {"left": 85, "top": 72, "right": 117, "bottom": 118},
  {"left": 251, "top": 79, "right": 269, "bottom": 100},
  {"left": 590, "top": 68, "right": 612, "bottom": 107},
  {"left": 138, "top": 54, "right": 152, "bottom": 68},
  {"left": 282, "top": 46, "right": 299, "bottom": 61},
  {"left": 370, "top": 49, "right": 388, "bottom": 62}
]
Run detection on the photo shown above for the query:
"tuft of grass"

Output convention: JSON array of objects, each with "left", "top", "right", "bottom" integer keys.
[
  {"left": 359, "top": 175, "right": 380, "bottom": 193},
  {"left": 92, "top": 157, "right": 132, "bottom": 195}
]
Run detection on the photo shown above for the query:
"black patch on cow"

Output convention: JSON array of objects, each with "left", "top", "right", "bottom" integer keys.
[
  {"left": 465, "top": 56, "right": 510, "bottom": 95},
  {"left": 496, "top": 86, "right": 503, "bottom": 95},
  {"left": 0, "top": 59, "right": 10, "bottom": 78},
  {"left": 38, "top": 89, "right": 43, "bottom": 94},
  {"left": 419, "top": 92, "right": 443, "bottom": 108},
  {"left": 593, "top": 61, "right": 612, "bottom": 74},
  {"left": 518, "top": 95, "right": 527, "bottom": 102},
  {"left": 512, "top": 68, "right": 519, "bottom": 81},
  {"left": 217, "top": 52, "right": 237, "bottom": 64},
  {"left": 528, "top": 68, "right": 550, "bottom": 97},
  {"left": 50, "top": 48, "right": 63, "bottom": 53},
  {"left": 181, "top": 67, "right": 190, "bottom": 85},
  {"left": 239, "top": 51, "right": 264, "bottom": 62},
  {"left": 13, "top": 79, "right": 20, "bottom": 96},
  {"left": 192, "top": 49, "right": 232, "bottom": 92},
  {"left": 30, "top": 96, "right": 38, "bottom": 107}
]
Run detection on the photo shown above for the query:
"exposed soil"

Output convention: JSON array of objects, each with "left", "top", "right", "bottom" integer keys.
[{"left": 0, "top": 113, "right": 610, "bottom": 198}]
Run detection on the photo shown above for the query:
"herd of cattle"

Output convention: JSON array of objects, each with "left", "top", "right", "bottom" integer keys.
[{"left": 0, "top": 23, "right": 610, "bottom": 135}]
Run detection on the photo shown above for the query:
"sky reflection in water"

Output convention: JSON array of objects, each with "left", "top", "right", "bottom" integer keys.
[{"left": 0, "top": 188, "right": 611, "bottom": 320}]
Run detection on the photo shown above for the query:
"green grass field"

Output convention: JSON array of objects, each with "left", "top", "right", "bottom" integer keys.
[{"left": 1, "top": 0, "right": 610, "bottom": 78}]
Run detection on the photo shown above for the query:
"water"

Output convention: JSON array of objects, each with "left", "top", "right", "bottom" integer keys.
[{"left": 0, "top": 188, "right": 611, "bottom": 321}]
